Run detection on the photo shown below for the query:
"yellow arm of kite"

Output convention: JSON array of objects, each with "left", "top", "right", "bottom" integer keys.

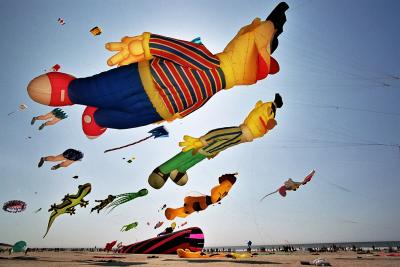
[
  {"left": 179, "top": 135, "right": 206, "bottom": 153},
  {"left": 105, "top": 33, "right": 150, "bottom": 67},
  {"left": 216, "top": 18, "right": 275, "bottom": 88}
]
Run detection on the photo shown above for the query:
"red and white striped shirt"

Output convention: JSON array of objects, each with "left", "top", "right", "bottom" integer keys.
[{"left": 149, "top": 34, "right": 226, "bottom": 117}]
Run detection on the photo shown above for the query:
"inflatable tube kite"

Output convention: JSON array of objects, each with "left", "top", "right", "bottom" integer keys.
[{"left": 118, "top": 227, "right": 204, "bottom": 254}]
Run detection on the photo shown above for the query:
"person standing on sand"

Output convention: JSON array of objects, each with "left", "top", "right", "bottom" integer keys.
[{"left": 38, "top": 148, "right": 84, "bottom": 170}]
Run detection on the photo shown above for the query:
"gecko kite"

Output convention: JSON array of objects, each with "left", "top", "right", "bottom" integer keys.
[
  {"left": 43, "top": 183, "right": 91, "bottom": 238},
  {"left": 165, "top": 173, "right": 237, "bottom": 220},
  {"left": 149, "top": 94, "right": 282, "bottom": 189},
  {"left": 260, "top": 170, "right": 316, "bottom": 201},
  {"left": 27, "top": 2, "right": 288, "bottom": 139}
]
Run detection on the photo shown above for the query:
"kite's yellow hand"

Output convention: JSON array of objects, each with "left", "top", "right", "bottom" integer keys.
[
  {"left": 105, "top": 35, "right": 145, "bottom": 66},
  {"left": 179, "top": 135, "right": 204, "bottom": 153}
]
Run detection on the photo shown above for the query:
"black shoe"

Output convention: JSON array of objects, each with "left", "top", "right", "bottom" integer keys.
[
  {"left": 51, "top": 164, "right": 61, "bottom": 170},
  {"left": 31, "top": 117, "right": 37, "bottom": 125},
  {"left": 38, "top": 157, "right": 45, "bottom": 168},
  {"left": 266, "top": 2, "right": 289, "bottom": 54}
]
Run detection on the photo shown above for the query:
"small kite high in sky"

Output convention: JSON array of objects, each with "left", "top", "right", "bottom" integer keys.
[
  {"left": 165, "top": 173, "right": 237, "bottom": 220},
  {"left": 154, "top": 221, "right": 164, "bottom": 229},
  {"left": 7, "top": 104, "right": 27, "bottom": 116},
  {"left": 3, "top": 200, "right": 27, "bottom": 213},
  {"left": 43, "top": 183, "right": 91, "bottom": 238},
  {"left": 121, "top": 221, "right": 138, "bottom": 232},
  {"left": 57, "top": 18, "right": 65, "bottom": 25},
  {"left": 104, "top": 126, "right": 169, "bottom": 153},
  {"left": 260, "top": 170, "right": 316, "bottom": 201},
  {"left": 90, "top": 26, "right": 102, "bottom": 36}
]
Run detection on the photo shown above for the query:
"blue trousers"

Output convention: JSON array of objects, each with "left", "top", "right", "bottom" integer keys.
[{"left": 68, "top": 63, "right": 162, "bottom": 129}]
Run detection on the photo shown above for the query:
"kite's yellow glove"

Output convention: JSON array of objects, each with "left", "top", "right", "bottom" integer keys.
[
  {"left": 106, "top": 35, "right": 145, "bottom": 66},
  {"left": 216, "top": 18, "right": 275, "bottom": 88},
  {"left": 179, "top": 135, "right": 205, "bottom": 153}
]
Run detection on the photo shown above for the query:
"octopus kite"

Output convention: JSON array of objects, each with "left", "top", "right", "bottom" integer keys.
[
  {"left": 2, "top": 200, "right": 27, "bottom": 213},
  {"left": 27, "top": 2, "right": 288, "bottom": 139},
  {"left": 43, "top": 183, "right": 91, "bottom": 238},
  {"left": 165, "top": 173, "right": 237, "bottom": 220},
  {"left": 260, "top": 170, "right": 316, "bottom": 201},
  {"left": 149, "top": 94, "right": 282, "bottom": 189},
  {"left": 92, "top": 189, "right": 148, "bottom": 213}
]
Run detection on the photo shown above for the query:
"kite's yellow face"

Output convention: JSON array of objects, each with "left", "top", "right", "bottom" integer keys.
[
  {"left": 210, "top": 176, "right": 236, "bottom": 203},
  {"left": 243, "top": 101, "right": 277, "bottom": 139}
]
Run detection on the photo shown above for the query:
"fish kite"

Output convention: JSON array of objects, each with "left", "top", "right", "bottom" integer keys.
[
  {"left": 165, "top": 173, "right": 237, "bottom": 220},
  {"left": 43, "top": 183, "right": 91, "bottom": 238},
  {"left": 149, "top": 94, "right": 282, "bottom": 189},
  {"left": 260, "top": 170, "right": 315, "bottom": 201},
  {"left": 104, "top": 126, "right": 169, "bottom": 153},
  {"left": 121, "top": 221, "right": 138, "bottom": 232},
  {"left": 27, "top": 2, "right": 289, "bottom": 139}
]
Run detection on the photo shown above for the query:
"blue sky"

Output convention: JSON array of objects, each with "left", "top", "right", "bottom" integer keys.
[{"left": 0, "top": 0, "right": 399, "bottom": 248}]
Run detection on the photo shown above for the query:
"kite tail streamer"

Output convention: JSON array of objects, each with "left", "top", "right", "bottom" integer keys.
[{"left": 104, "top": 136, "right": 153, "bottom": 153}]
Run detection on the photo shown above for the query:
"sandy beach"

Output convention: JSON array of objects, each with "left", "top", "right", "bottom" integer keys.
[{"left": 1, "top": 251, "right": 400, "bottom": 267}]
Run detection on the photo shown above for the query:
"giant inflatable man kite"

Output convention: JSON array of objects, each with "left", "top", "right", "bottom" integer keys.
[
  {"left": 149, "top": 94, "right": 282, "bottom": 189},
  {"left": 27, "top": 3, "right": 288, "bottom": 139}
]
